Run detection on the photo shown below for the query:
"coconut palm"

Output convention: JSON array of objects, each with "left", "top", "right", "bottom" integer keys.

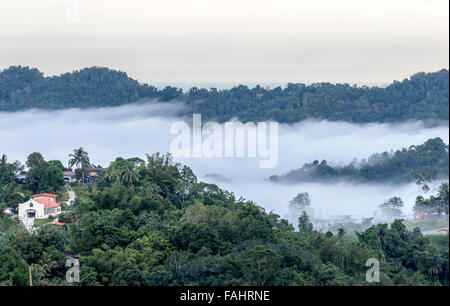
[
  {"left": 68, "top": 147, "right": 91, "bottom": 185},
  {"left": 121, "top": 163, "right": 140, "bottom": 186},
  {"left": 105, "top": 158, "right": 140, "bottom": 186}
]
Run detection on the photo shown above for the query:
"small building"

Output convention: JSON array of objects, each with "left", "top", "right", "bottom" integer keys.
[
  {"left": 18, "top": 193, "right": 62, "bottom": 220},
  {"left": 47, "top": 221, "right": 68, "bottom": 232},
  {"left": 87, "top": 167, "right": 106, "bottom": 180},
  {"left": 63, "top": 171, "right": 77, "bottom": 183},
  {"left": 415, "top": 212, "right": 429, "bottom": 220},
  {"left": 15, "top": 174, "right": 26, "bottom": 184},
  {"left": 1, "top": 207, "right": 14, "bottom": 218},
  {"left": 2, "top": 207, "right": 14, "bottom": 214}
]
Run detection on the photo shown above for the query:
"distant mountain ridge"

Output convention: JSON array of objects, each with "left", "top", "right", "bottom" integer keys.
[{"left": 0, "top": 66, "right": 448, "bottom": 123}]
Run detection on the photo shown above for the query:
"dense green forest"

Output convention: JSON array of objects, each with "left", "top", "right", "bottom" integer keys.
[
  {"left": 0, "top": 66, "right": 448, "bottom": 123},
  {"left": 0, "top": 150, "right": 448, "bottom": 286},
  {"left": 0, "top": 153, "right": 66, "bottom": 207},
  {"left": 269, "top": 137, "right": 449, "bottom": 184}
]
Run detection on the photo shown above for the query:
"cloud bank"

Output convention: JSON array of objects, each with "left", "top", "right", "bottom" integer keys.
[{"left": 0, "top": 101, "right": 448, "bottom": 220}]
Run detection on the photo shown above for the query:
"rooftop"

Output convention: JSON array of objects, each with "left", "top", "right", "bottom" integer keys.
[
  {"left": 33, "top": 197, "right": 61, "bottom": 210},
  {"left": 87, "top": 168, "right": 106, "bottom": 172},
  {"left": 49, "top": 222, "right": 66, "bottom": 226},
  {"left": 32, "top": 193, "right": 58, "bottom": 198}
]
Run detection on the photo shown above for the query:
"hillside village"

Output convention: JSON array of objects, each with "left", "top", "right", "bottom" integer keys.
[
  {"left": 0, "top": 149, "right": 103, "bottom": 233},
  {"left": 0, "top": 147, "right": 448, "bottom": 286},
  {"left": 1, "top": 147, "right": 448, "bottom": 236}
]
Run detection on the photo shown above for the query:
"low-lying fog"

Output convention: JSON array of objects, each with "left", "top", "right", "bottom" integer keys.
[{"left": 1, "top": 101, "right": 448, "bottom": 221}]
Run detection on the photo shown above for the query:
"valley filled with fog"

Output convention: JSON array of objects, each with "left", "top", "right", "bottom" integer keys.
[{"left": 1, "top": 101, "right": 448, "bottom": 222}]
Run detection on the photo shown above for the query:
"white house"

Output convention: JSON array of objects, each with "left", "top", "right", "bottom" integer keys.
[{"left": 18, "top": 193, "right": 62, "bottom": 220}]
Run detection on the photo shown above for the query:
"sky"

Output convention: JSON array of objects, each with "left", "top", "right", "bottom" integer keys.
[{"left": 0, "top": 0, "right": 448, "bottom": 86}]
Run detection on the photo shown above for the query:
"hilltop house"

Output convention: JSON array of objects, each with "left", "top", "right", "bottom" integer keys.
[
  {"left": 63, "top": 171, "right": 77, "bottom": 183},
  {"left": 18, "top": 193, "right": 62, "bottom": 220},
  {"left": 63, "top": 168, "right": 106, "bottom": 183},
  {"left": 87, "top": 167, "right": 106, "bottom": 181}
]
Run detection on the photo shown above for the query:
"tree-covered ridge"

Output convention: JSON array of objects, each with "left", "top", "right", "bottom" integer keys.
[
  {"left": 0, "top": 66, "right": 448, "bottom": 123},
  {"left": 0, "top": 151, "right": 448, "bottom": 286},
  {"left": 269, "top": 138, "right": 449, "bottom": 184},
  {"left": 184, "top": 69, "right": 449, "bottom": 123},
  {"left": 0, "top": 66, "right": 161, "bottom": 110}
]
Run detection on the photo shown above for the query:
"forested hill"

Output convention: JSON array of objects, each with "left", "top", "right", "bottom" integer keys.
[
  {"left": 0, "top": 66, "right": 162, "bottom": 110},
  {"left": 184, "top": 69, "right": 449, "bottom": 123},
  {"left": 1, "top": 151, "right": 449, "bottom": 286},
  {"left": 0, "top": 65, "right": 448, "bottom": 123},
  {"left": 269, "top": 137, "right": 449, "bottom": 184}
]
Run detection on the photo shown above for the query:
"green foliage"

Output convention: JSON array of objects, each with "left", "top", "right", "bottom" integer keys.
[
  {"left": 379, "top": 197, "right": 404, "bottom": 219},
  {"left": 413, "top": 182, "right": 449, "bottom": 215},
  {"left": 0, "top": 150, "right": 448, "bottom": 286},
  {"left": 68, "top": 147, "right": 91, "bottom": 171},
  {"left": 289, "top": 193, "right": 311, "bottom": 211},
  {"left": 271, "top": 138, "right": 449, "bottom": 183},
  {"left": 0, "top": 247, "right": 28, "bottom": 286},
  {"left": 105, "top": 157, "right": 142, "bottom": 187},
  {"left": 298, "top": 212, "right": 313, "bottom": 235},
  {"left": 0, "top": 66, "right": 159, "bottom": 111},
  {"left": 183, "top": 69, "right": 449, "bottom": 123},
  {"left": 0, "top": 154, "right": 26, "bottom": 206},
  {"left": 1, "top": 66, "right": 448, "bottom": 124},
  {"left": 25, "top": 153, "right": 65, "bottom": 194}
]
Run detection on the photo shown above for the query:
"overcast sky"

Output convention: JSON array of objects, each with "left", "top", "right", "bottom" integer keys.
[{"left": 0, "top": 0, "right": 448, "bottom": 85}]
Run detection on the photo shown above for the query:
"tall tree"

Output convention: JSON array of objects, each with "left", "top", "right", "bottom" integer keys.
[
  {"left": 379, "top": 197, "right": 404, "bottom": 220},
  {"left": 289, "top": 192, "right": 312, "bottom": 222},
  {"left": 68, "top": 147, "right": 91, "bottom": 185},
  {"left": 121, "top": 163, "right": 140, "bottom": 187},
  {"left": 26, "top": 152, "right": 45, "bottom": 170}
]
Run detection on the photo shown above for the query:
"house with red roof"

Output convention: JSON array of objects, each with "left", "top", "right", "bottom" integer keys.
[
  {"left": 46, "top": 221, "right": 68, "bottom": 232},
  {"left": 18, "top": 193, "right": 62, "bottom": 220}
]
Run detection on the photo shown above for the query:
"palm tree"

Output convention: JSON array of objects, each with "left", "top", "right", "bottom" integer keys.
[
  {"left": 68, "top": 147, "right": 91, "bottom": 186},
  {"left": 121, "top": 163, "right": 140, "bottom": 187},
  {"left": 139, "top": 182, "right": 162, "bottom": 199},
  {"left": 105, "top": 159, "right": 140, "bottom": 187}
]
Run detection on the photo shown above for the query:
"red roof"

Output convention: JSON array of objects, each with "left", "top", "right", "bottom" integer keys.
[
  {"left": 32, "top": 193, "right": 58, "bottom": 198},
  {"left": 33, "top": 197, "right": 61, "bottom": 210},
  {"left": 49, "top": 222, "right": 66, "bottom": 226}
]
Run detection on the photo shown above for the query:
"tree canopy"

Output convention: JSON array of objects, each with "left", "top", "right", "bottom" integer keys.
[
  {"left": 270, "top": 138, "right": 449, "bottom": 184},
  {"left": 1, "top": 151, "right": 448, "bottom": 286},
  {"left": 1, "top": 66, "right": 448, "bottom": 124}
]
